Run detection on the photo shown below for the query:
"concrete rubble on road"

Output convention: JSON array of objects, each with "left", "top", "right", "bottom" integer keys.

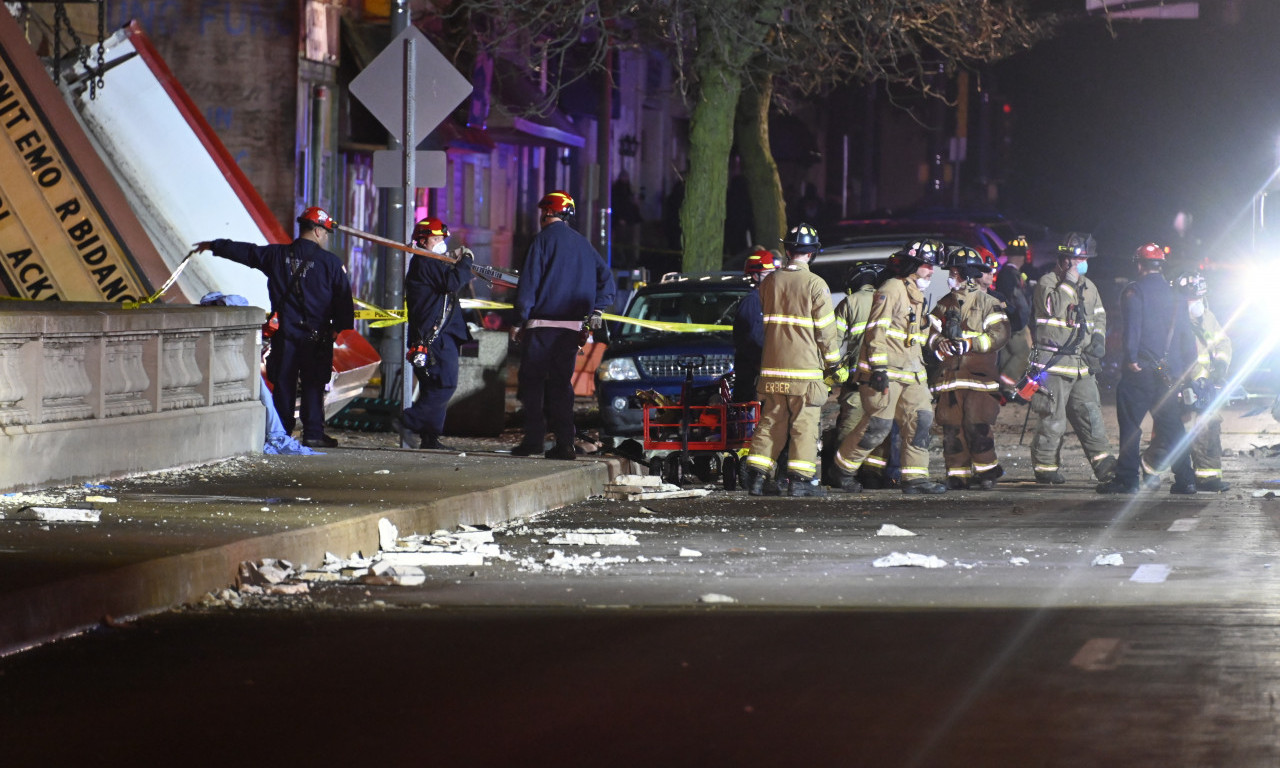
[
  {"left": 603, "top": 474, "right": 711, "bottom": 501},
  {"left": 873, "top": 552, "right": 949, "bottom": 568}
]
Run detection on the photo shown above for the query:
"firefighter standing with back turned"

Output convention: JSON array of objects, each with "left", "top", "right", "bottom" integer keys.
[
  {"left": 832, "top": 239, "right": 948, "bottom": 495},
  {"left": 392, "top": 217, "right": 474, "bottom": 450},
  {"left": 744, "top": 224, "right": 843, "bottom": 497},
  {"left": 512, "top": 191, "right": 615, "bottom": 460},
  {"left": 1026, "top": 232, "right": 1116, "bottom": 484},
  {"left": 928, "top": 247, "right": 1010, "bottom": 489},
  {"left": 197, "top": 206, "right": 354, "bottom": 449}
]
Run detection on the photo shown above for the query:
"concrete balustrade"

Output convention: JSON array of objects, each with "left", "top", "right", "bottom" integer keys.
[{"left": 0, "top": 303, "right": 265, "bottom": 492}]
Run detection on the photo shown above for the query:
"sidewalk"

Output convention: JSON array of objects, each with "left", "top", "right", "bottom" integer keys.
[{"left": 0, "top": 445, "right": 635, "bottom": 656}]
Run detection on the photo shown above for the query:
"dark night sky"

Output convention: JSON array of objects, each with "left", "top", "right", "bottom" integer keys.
[{"left": 994, "top": 0, "right": 1280, "bottom": 258}]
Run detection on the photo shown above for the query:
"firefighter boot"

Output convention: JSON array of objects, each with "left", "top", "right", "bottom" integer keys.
[
  {"left": 746, "top": 469, "right": 767, "bottom": 497},
  {"left": 788, "top": 475, "right": 826, "bottom": 497},
  {"left": 902, "top": 478, "right": 948, "bottom": 495},
  {"left": 831, "top": 469, "right": 863, "bottom": 493}
]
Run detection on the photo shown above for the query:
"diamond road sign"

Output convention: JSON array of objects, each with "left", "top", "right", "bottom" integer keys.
[{"left": 349, "top": 25, "right": 472, "bottom": 141}]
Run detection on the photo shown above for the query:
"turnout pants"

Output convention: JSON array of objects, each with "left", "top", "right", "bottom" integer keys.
[
  {"left": 832, "top": 383, "right": 893, "bottom": 479},
  {"left": 936, "top": 388, "right": 1001, "bottom": 482},
  {"left": 518, "top": 327, "right": 580, "bottom": 449},
  {"left": 1029, "top": 373, "right": 1113, "bottom": 479},
  {"left": 835, "top": 375, "right": 933, "bottom": 483},
  {"left": 745, "top": 380, "right": 826, "bottom": 480},
  {"left": 1143, "top": 409, "right": 1222, "bottom": 482}
]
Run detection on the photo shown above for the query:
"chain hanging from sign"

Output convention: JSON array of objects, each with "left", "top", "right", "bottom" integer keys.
[{"left": 43, "top": 1, "right": 107, "bottom": 99}]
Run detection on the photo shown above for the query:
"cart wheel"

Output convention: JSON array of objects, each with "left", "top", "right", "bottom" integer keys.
[
  {"left": 663, "top": 453, "right": 685, "bottom": 486},
  {"left": 722, "top": 454, "right": 739, "bottom": 491},
  {"left": 693, "top": 454, "right": 717, "bottom": 483}
]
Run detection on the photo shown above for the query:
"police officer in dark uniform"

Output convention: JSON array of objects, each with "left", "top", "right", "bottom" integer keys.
[
  {"left": 513, "top": 191, "right": 616, "bottom": 459},
  {"left": 392, "top": 217, "right": 474, "bottom": 450},
  {"left": 1097, "top": 242, "right": 1197, "bottom": 494},
  {"left": 198, "top": 206, "right": 354, "bottom": 448}
]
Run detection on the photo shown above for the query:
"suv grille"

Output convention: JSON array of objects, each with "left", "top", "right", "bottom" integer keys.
[{"left": 637, "top": 354, "right": 735, "bottom": 378}]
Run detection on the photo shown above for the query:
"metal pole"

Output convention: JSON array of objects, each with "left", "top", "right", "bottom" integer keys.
[
  {"left": 399, "top": 33, "right": 417, "bottom": 441},
  {"left": 379, "top": 0, "right": 409, "bottom": 403}
]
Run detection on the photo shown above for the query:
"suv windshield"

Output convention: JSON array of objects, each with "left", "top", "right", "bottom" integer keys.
[{"left": 619, "top": 289, "right": 744, "bottom": 339}]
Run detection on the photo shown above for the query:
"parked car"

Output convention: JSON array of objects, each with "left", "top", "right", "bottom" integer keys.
[{"left": 595, "top": 272, "right": 753, "bottom": 441}]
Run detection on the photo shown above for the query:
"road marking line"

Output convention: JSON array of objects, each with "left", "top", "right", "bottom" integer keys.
[
  {"left": 1071, "top": 637, "right": 1126, "bottom": 670},
  {"left": 1131, "top": 564, "right": 1172, "bottom": 583},
  {"left": 1168, "top": 518, "right": 1199, "bottom": 532}
]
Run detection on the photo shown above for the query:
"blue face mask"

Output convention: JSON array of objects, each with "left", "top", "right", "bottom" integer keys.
[{"left": 1076, "top": 260, "right": 1089, "bottom": 276}]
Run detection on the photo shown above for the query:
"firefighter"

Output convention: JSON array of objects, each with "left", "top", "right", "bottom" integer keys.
[
  {"left": 995, "top": 235, "right": 1034, "bottom": 398},
  {"left": 744, "top": 224, "right": 843, "bottom": 497},
  {"left": 1141, "top": 271, "right": 1231, "bottom": 492},
  {"left": 513, "top": 191, "right": 616, "bottom": 459},
  {"left": 196, "top": 206, "right": 354, "bottom": 448},
  {"left": 392, "top": 217, "right": 474, "bottom": 450},
  {"left": 832, "top": 239, "right": 948, "bottom": 495},
  {"left": 732, "top": 247, "right": 778, "bottom": 404},
  {"left": 1099, "top": 243, "right": 1197, "bottom": 494},
  {"left": 823, "top": 261, "right": 896, "bottom": 486},
  {"left": 1027, "top": 232, "right": 1116, "bottom": 484},
  {"left": 928, "top": 247, "right": 1010, "bottom": 489}
]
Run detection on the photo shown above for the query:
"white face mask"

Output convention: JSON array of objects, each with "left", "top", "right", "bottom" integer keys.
[
  {"left": 1188, "top": 299, "right": 1205, "bottom": 318},
  {"left": 915, "top": 276, "right": 931, "bottom": 291},
  {"left": 430, "top": 240, "right": 449, "bottom": 255},
  {"left": 948, "top": 275, "right": 970, "bottom": 292}
]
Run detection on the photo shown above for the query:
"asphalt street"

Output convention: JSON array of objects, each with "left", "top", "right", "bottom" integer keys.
[{"left": 5, "top": 441, "right": 1280, "bottom": 767}]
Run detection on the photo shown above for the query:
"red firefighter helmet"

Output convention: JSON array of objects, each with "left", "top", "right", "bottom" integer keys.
[
  {"left": 297, "top": 206, "right": 335, "bottom": 232},
  {"left": 538, "top": 190, "right": 576, "bottom": 219},
  {"left": 743, "top": 247, "right": 778, "bottom": 276},
  {"left": 979, "top": 248, "right": 1000, "bottom": 272},
  {"left": 1134, "top": 242, "right": 1166, "bottom": 262},
  {"left": 412, "top": 217, "right": 449, "bottom": 243}
]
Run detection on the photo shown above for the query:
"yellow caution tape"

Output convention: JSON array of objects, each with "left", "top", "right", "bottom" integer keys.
[
  {"left": 123, "top": 248, "right": 198, "bottom": 309},
  {"left": 353, "top": 297, "right": 729, "bottom": 333}
]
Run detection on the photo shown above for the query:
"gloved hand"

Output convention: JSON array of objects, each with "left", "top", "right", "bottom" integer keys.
[
  {"left": 588, "top": 309, "right": 604, "bottom": 331},
  {"left": 511, "top": 325, "right": 522, "bottom": 345},
  {"left": 453, "top": 247, "right": 475, "bottom": 272},
  {"left": 823, "top": 365, "right": 849, "bottom": 387},
  {"left": 868, "top": 368, "right": 889, "bottom": 394},
  {"left": 1084, "top": 332, "right": 1106, "bottom": 359}
]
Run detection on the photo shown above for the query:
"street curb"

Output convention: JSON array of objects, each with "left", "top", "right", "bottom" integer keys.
[{"left": 0, "top": 455, "right": 637, "bottom": 657}]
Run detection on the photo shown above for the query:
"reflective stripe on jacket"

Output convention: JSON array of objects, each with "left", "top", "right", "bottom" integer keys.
[{"left": 758, "top": 264, "right": 840, "bottom": 382}]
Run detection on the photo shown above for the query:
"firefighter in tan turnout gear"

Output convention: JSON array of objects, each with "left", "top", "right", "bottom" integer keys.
[
  {"left": 832, "top": 239, "right": 948, "bottom": 495},
  {"left": 744, "top": 224, "right": 843, "bottom": 497},
  {"left": 928, "top": 247, "right": 1011, "bottom": 489},
  {"left": 1027, "top": 232, "right": 1116, "bottom": 484}
]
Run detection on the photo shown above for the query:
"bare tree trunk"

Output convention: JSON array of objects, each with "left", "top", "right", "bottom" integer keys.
[
  {"left": 735, "top": 70, "right": 785, "bottom": 252},
  {"left": 679, "top": 59, "right": 742, "bottom": 274}
]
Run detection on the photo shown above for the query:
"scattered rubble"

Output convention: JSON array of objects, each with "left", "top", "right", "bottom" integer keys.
[
  {"left": 876, "top": 524, "right": 917, "bottom": 537},
  {"left": 603, "top": 474, "right": 711, "bottom": 501},
  {"left": 1091, "top": 553, "right": 1125, "bottom": 567},
  {"left": 10, "top": 505, "right": 101, "bottom": 523},
  {"left": 699, "top": 593, "right": 737, "bottom": 604},
  {"left": 873, "top": 552, "right": 948, "bottom": 569}
]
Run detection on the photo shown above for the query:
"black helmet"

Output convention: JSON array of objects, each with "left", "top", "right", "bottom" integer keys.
[
  {"left": 1057, "top": 231, "right": 1096, "bottom": 259},
  {"left": 887, "top": 238, "right": 944, "bottom": 278},
  {"left": 1004, "top": 235, "right": 1029, "bottom": 257},
  {"left": 781, "top": 223, "right": 821, "bottom": 254},
  {"left": 945, "top": 246, "right": 990, "bottom": 273},
  {"left": 1174, "top": 271, "right": 1207, "bottom": 297},
  {"left": 845, "top": 262, "right": 887, "bottom": 292}
]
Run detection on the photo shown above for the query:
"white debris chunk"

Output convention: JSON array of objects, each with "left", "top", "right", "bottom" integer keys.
[
  {"left": 543, "top": 550, "right": 629, "bottom": 570},
  {"left": 679, "top": 548, "right": 703, "bottom": 557},
  {"left": 13, "top": 506, "right": 100, "bottom": 523},
  {"left": 378, "top": 518, "right": 399, "bottom": 551},
  {"left": 298, "top": 570, "right": 344, "bottom": 582},
  {"left": 603, "top": 484, "right": 711, "bottom": 501},
  {"left": 1252, "top": 490, "right": 1277, "bottom": 499},
  {"left": 379, "top": 550, "right": 485, "bottom": 567},
  {"left": 1009, "top": 557, "right": 1030, "bottom": 566},
  {"left": 699, "top": 593, "right": 737, "bottom": 604},
  {"left": 612, "top": 474, "right": 665, "bottom": 487},
  {"left": 1091, "top": 553, "right": 1125, "bottom": 567},
  {"left": 873, "top": 552, "right": 948, "bottom": 568},
  {"left": 1130, "top": 564, "right": 1171, "bottom": 583},
  {"left": 84, "top": 495, "right": 117, "bottom": 503},
  {"left": 876, "top": 523, "right": 917, "bottom": 537},
  {"left": 548, "top": 531, "right": 639, "bottom": 546}
]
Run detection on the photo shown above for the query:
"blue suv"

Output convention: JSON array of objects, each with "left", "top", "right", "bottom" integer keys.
[{"left": 595, "top": 273, "right": 753, "bottom": 442}]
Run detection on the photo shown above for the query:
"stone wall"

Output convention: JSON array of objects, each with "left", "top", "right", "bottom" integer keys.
[{"left": 0, "top": 303, "right": 265, "bottom": 492}]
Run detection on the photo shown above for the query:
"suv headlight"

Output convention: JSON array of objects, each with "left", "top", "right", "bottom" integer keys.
[{"left": 597, "top": 357, "right": 641, "bottom": 381}]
